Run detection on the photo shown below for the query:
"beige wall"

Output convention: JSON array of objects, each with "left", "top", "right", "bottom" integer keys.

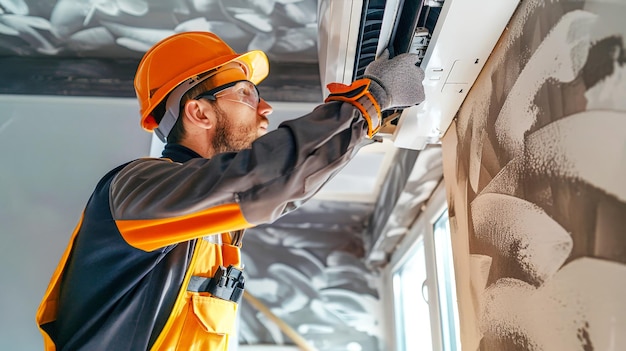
[{"left": 442, "top": 0, "right": 626, "bottom": 350}]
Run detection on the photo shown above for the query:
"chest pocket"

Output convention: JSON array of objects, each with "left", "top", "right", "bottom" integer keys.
[
  {"left": 154, "top": 234, "right": 243, "bottom": 351},
  {"left": 173, "top": 292, "right": 238, "bottom": 350}
]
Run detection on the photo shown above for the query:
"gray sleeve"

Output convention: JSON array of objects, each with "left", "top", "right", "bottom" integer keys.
[{"left": 110, "top": 101, "right": 367, "bottom": 225}]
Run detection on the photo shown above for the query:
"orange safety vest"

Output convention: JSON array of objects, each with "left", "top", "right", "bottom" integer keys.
[{"left": 37, "top": 221, "right": 241, "bottom": 351}]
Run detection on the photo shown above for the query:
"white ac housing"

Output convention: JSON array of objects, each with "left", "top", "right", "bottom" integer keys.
[{"left": 318, "top": 0, "right": 520, "bottom": 150}]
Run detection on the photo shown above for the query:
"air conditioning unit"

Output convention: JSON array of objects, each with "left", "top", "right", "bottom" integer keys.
[{"left": 318, "top": 0, "right": 520, "bottom": 150}]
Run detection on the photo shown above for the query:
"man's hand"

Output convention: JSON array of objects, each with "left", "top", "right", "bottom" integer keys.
[{"left": 363, "top": 50, "right": 426, "bottom": 111}]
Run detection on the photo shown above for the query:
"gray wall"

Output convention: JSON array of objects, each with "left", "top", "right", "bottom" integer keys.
[{"left": 0, "top": 95, "right": 151, "bottom": 350}]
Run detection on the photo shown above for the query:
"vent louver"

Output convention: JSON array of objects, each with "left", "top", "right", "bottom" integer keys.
[{"left": 354, "top": 2, "right": 385, "bottom": 79}]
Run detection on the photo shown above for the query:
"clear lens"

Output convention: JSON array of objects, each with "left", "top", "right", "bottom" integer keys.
[{"left": 214, "top": 81, "right": 260, "bottom": 109}]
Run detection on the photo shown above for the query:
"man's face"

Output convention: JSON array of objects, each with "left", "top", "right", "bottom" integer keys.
[
  {"left": 193, "top": 64, "right": 273, "bottom": 153},
  {"left": 210, "top": 90, "right": 272, "bottom": 154}
]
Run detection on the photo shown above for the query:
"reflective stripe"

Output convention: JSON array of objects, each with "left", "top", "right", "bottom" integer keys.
[
  {"left": 116, "top": 203, "right": 252, "bottom": 251},
  {"left": 325, "top": 78, "right": 382, "bottom": 137},
  {"left": 202, "top": 234, "right": 222, "bottom": 245}
]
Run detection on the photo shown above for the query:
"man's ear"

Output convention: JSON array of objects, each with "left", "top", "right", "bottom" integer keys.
[{"left": 182, "top": 99, "right": 214, "bottom": 130}]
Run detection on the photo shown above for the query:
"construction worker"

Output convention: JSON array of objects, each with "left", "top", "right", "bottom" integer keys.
[{"left": 36, "top": 31, "right": 425, "bottom": 350}]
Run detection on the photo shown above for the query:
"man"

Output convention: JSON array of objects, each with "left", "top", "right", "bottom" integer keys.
[{"left": 36, "top": 31, "right": 425, "bottom": 350}]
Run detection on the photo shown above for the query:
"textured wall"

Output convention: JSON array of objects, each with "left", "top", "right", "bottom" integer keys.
[{"left": 442, "top": 0, "right": 626, "bottom": 350}]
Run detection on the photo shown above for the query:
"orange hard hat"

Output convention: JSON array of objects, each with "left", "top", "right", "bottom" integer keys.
[{"left": 134, "top": 31, "right": 269, "bottom": 135}]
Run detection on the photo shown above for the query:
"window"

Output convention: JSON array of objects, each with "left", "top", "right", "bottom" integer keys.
[
  {"left": 388, "top": 184, "right": 461, "bottom": 351},
  {"left": 392, "top": 237, "right": 432, "bottom": 351},
  {"left": 433, "top": 210, "right": 461, "bottom": 351}
]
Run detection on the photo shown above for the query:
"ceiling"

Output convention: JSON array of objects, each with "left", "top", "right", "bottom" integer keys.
[{"left": 0, "top": 0, "right": 323, "bottom": 101}]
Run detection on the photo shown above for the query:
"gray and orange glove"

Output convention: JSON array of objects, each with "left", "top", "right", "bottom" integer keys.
[
  {"left": 363, "top": 50, "right": 425, "bottom": 110},
  {"left": 325, "top": 49, "right": 425, "bottom": 137}
]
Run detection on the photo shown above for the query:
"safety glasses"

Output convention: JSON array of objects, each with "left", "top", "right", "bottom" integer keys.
[{"left": 194, "top": 80, "right": 260, "bottom": 110}]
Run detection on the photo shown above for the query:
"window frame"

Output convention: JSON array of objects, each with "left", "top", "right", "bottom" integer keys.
[{"left": 383, "top": 181, "right": 456, "bottom": 351}]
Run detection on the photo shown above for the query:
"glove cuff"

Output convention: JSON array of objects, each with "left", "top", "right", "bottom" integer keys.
[
  {"left": 324, "top": 78, "right": 382, "bottom": 138},
  {"left": 361, "top": 74, "right": 389, "bottom": 110}
]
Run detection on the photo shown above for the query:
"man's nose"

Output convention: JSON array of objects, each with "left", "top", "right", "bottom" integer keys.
[{"left": 257, "top": 98, "right": 273, "bottom": 116}]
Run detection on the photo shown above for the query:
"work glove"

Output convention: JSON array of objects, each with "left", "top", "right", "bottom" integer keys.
[{"left": 363, "top": 49, "right": 426, "bottom": 111}]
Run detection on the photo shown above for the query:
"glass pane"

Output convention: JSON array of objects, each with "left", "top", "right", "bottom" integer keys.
[
  {"left": 393, "top": 239, "right": 433, "bottom": 351},
  {"left": 433, "top": 210, "right": 461, "bottom": 351}
]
